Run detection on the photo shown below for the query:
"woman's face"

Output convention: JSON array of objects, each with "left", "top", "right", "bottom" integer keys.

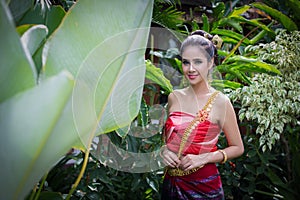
[{"left": 181, "top": 45, "right": 213, "bottom": 86}]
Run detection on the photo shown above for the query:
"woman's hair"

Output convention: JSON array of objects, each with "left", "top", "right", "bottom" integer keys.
[{"left": 180, "top": 30, "right": 220, "bottom": 62}]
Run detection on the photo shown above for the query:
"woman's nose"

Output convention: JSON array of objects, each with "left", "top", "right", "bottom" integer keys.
[{"left": 189, "top": 64, "right": 195, "bottom": 71}]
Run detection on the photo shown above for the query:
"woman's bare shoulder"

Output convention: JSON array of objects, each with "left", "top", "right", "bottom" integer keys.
[
  {"left": 214, "top": 91, "right": 232, "bottom": 111},
  {"left": 169, "top": 88, "right": 188, "bottom": 99},
  {"left": 168, "top": 88, "right": 189, "bottom": 112},
  {"left": 173, "top": 88, "right": 188, "bottom": 95}
]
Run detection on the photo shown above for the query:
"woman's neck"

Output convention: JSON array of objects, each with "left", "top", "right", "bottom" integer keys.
[{"left": 188, "top": 82, "right": 212, "bottom": 97}]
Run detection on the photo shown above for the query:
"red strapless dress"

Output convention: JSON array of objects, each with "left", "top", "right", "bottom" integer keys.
[{"left": 161, "top": 111, "right": 224, "bottom": 200}]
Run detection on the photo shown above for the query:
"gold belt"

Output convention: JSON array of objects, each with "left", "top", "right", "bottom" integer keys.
[{"left": 167, "top": 165, "right": 204, "bottom": 176}]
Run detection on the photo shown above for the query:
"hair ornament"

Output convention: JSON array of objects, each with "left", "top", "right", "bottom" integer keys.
[
  {"left": 212, "top": 35, "right": 223, "bottom": 49},
  {"left": 204, "top": 33, "right": 210, "bottom": 39}
]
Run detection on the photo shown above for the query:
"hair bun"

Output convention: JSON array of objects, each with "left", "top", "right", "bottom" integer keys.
[
  {"left": 191, "top": 30, "right": 223, "bottom": 49},
  {"left": 191, "top": 30, "right": 213, "bottom": 40}
]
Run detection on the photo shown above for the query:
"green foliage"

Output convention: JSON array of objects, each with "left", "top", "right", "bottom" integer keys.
[
  {"left": 230, "top": 73, "right": 300, "bottom": 151},
  {"left": 152, "top": 3, "right": 185, "bottom": 32},
  {"left": 40, "top": 150, "right": 162, "bottom": 200},
  {"left": 193, "top": 2, "right": 297, "bottom": 88},
  {"left": 248, "top": 30, "right": 300, "bottom": 75},
  {"left": 0, "top": 1, "right": 37, "bottom": 103},
  {"left": 226, "top": 30, "right": 300, "bottom": 198},
  {"left": 219, "top": 130, "right": 297, "bottom": 199},
  {"left": 145, "top": 60, "right": 173, "bottom": 95},
  {"left": 229, "top": 30, "right": 300, "bottom": 151},
  {"left": 0, "top": 0, "right": 154, "bottom": 199},
  {"left": 34, "top": 94, "right": 166, "bottom": 199},
  {"left": 251, "top": 2, "right": 298, "bottom": 31},
  {"left": 17, "top": 4, "right": 66, "bottom": 36},
  {"left": 7, "top": 0, "right": 35, "bottom": 22}
]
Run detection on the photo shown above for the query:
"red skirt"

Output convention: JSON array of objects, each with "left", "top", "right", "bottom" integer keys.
[{"left": 161, "top": 163, "right": 224, "bottom": 200}]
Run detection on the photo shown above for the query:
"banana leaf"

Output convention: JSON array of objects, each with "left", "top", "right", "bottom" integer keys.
[
  {"left": 17, "top": 4, "right": 66, "bottom": 36},
  {"left": 7, "top": 0, "right": 34, "bottom": 22},
  {"left": 20, "top": 24, "right": 48, "bottom": 59},
  {"left": 0, "top": 0, "right": 153, "bottom": 199},
  {"left": 0, "top": 71, "right": 74, "bottom": 200},
  {"left": 0, "top": 1, "right": 36, "bottom": 103}
]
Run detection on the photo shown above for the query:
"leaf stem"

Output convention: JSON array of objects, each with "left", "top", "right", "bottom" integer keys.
[
  {"left": 223, "top": 26, "right": 259, "bottom": 63},
  {"left": 34, "top": 172, "right": 48, "bottom": 200},
  {"left": 66, "top": 147, "right": 91, "bottom": 200}
]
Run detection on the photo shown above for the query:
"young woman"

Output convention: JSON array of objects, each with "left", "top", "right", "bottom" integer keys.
[{"left": 160, "top": 30, "right": 244, "bottom": 199}]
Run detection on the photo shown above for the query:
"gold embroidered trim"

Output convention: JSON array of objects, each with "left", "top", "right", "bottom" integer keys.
[{"left": 167, "top": 91, "right": 219, "bottom": 176}]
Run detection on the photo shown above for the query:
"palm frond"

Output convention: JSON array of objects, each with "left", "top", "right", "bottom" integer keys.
[{"left": 152, "top": 4, "right": 185, "bottom": 31}]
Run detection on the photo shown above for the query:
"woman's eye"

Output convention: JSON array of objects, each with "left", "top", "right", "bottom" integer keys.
[
  {"left": 182, "top": 60, "right": 190, "bottom": 66},
  {"left": 194, "top": 60, "right": 202, "bottom": 65}
]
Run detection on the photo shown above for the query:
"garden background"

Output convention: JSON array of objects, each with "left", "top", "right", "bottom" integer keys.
[{"left": 0, "top": 0, "right": 299, "bottom": 199}]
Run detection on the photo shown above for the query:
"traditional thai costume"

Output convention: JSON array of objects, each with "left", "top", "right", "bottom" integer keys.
[{"left": 161, "top": 91, "right": 224, "bottom": 200}]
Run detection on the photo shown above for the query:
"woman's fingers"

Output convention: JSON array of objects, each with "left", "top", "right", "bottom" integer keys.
[
  {"left": 161, "top": 147, "right": 180, "bottom": 167},
  {"left": 180, "top": 155, "right": 192, "bottom": 170},
  {"left": 180, "top": 154, "right": 206, "bottom": 170}
]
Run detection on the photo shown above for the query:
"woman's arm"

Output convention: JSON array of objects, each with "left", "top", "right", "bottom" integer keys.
[
  {"left": 219, "top": 97, "right": 244, "bottom": 158},
  {"left": 160, "top": 92, "right": 181, "bottom": 168},
  {"left": 206, "top": 97, "right": 244, "bottom": 164}
]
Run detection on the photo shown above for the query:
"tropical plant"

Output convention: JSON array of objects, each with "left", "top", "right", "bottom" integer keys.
[
  {"left": 218, "top": 126, "right": 297, "bottom": 200},
  {"left": 38, "top": 63, "right": 172, "bottom": 199},
  {"left": 226, "top": 29, "right": 300, "bottom": 199},
  {"left": 0, "top": 0, "right": 154, "bottom": 199},
  {"left": 211, "top": 2, "right": 296, "bottom": 87},
  {"left": 153, "top": 1, "right": 293, "bottom": 90},
  {"left": 230, "top": 29, "right": 300, "bottom": 151}
]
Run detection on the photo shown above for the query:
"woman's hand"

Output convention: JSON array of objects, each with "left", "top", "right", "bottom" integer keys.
[
  {"left": 180, "top": 153, "right": 210, "bottom": 171},
  {"left": 160, "top": 146, "right": 181, "bottom": 168}
]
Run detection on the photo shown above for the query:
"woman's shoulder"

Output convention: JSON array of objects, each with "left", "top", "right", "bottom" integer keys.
[
  {"left": 212, "top": 90, "right": 232, "bottom": 108},
  {"left": 173, "top": 88, "right": 189, "bottom": 95},
  {"left": 213, "top": 90, "right": 229, "bottom": 100},
  {"left": 169, "top": 88, "right": 188, "bottom": 99},
  {"left": 167, "top": 88, "right": 189, "bottom": 111}
]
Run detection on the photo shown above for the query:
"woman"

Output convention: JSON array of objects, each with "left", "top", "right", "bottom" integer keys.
[{"left": 160, "top": 30, "right": 244, "bottom": 199}]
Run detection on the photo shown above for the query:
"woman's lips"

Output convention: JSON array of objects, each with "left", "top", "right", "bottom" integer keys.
[{"left": 187, "top": 74, "right": 198, "bottom": 79}]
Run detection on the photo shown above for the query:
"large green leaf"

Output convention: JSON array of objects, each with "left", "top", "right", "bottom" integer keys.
[
  {"left": 7, "top": 0, "right": 34, "bottom": 22},
  {"left": 0, "top": 0, "right": 153, "bottom": 199},
  {"left": 227, "top": 5, "right": 251, "bottom": 18},
  {"left": 17, "top": 4, "right": 66, "bottom": 36},
  {"left": 43, "top": 0, "right": 153, "bottom": 138},
  {"left": 225, "top": 56, "right": 282, "bottom": 75},
  {"left": 20, "top": 24, "right": 48, "bottom": 73},
  {"left": 20, "top": 24, "right": 48, "bottom": 58},
  {"left": 251, "top": 2, "right": 298, "bottom": 31},
  {"left": 211, "top": 79, "right": 242, "bottom": 90},
  {"left": 0, "top": 0, "right": 36, "bottom": 103},
  {"left": 211, "top": 29, "right": 251, "bottom": 45},
  {"left": 145, "top": 60, "right": 173, "bottom": 94},
  {"left": 0, "top": 71, "right": 74, "bottom": 200}
]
